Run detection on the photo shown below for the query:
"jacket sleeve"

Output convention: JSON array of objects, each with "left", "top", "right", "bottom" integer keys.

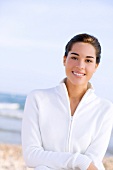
[
  {"left": 82, "top": 104, "right": 113, "bottom": 169},
  {"left": 21, "top": 92, "right": 92, "bottom": 170}
]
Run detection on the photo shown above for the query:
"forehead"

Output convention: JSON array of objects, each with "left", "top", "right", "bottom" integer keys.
[{"left": 70, "top": 42, "right": 96, "bottom": 56}]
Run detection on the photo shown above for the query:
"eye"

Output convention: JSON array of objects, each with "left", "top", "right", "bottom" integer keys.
[
  {"left": 71, "top": 56, "right": 78, "bottom": 60},
  {"left": 86, "top": 59, "right": 93, "bottom": 63}
]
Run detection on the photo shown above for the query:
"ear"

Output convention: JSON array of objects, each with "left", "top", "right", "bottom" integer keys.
[
  {"left": 95, "top": 63, "right": 99, "bottom": 69},
  {"left": 94, "top": 63, "right": 99, "bottom": 72},
  {"left": 63, "top": 56, "right": 67, "bottom": 66}
]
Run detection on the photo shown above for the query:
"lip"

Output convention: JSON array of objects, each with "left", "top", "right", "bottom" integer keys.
[{"left": 72, "top": 71, "right": 86, "bottom": 76}]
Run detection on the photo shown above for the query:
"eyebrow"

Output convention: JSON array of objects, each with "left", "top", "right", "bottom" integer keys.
[{"left": 70, "top": 52, "right": 94, "bottom": 59}]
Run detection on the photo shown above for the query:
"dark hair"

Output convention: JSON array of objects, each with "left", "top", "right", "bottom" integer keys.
[{"left": 65, "top": 33, "right": 101, "bottom": 64}]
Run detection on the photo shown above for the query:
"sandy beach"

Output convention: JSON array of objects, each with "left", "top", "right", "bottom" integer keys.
[
  {"left": 0, "top": 144, "right": 113, "bottom": 170},
  {"left": 0, "top": 144, "right": 32, "bottom": 170}
]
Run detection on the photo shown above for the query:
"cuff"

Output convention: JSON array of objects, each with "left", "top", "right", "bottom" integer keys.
[{"left": 72, "top": 153, "right": 92, "bottom": 170}]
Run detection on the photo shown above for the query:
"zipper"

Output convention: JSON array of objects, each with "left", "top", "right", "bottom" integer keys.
[
  {"left": 68, "top": 116, "right": 73, "bottom": 152},
  {"left": 64, "top": 84, "right": 77, "bottom": 152},
  {"left": 66, "top": 112, "right": 73, "bottom": 152}
]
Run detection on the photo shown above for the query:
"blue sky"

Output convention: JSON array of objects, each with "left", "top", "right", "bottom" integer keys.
[{"left": 0, "top": 0, "right": 113, "bottom": 101}]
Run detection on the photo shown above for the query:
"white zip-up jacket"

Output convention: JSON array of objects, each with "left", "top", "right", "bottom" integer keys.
[{"left": 22, "top": 81, "right": 113, "bottom": 170}]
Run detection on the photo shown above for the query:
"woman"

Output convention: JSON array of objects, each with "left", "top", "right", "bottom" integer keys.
[{"left": 22, "top": 33, "right": 113, "bottom": 170}]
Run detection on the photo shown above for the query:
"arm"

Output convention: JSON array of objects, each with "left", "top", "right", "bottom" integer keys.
[
  {"left": 84, "top": 105, "right": 113, "bottom": 170},
  {"left": 22, "top": 92, "right": 72, "bottom": 169}
]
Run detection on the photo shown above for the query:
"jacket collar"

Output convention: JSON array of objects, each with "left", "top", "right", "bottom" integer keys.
[
  {"left": 55, "top": 78, "right": 96, "bottom": 116},
  {"left": 60, "top": 77, "right": 94, "bottom": 91}
]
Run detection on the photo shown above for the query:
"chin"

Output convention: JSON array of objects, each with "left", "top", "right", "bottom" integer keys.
[{"left": 70, "top": 80, "right": 85, "bottom": 86}]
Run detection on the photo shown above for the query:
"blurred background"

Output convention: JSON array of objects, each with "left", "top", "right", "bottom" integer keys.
[{"left": 0, "top": 0, "right": 113, "bottom": 156}]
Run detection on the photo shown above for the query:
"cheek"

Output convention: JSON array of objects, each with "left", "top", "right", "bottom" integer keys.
[
  {"left": 65, "top": 59, "right": 75, "bottom": 67},
  {"left": 87, "top": 66, "right": 97, "bottom": 74}
]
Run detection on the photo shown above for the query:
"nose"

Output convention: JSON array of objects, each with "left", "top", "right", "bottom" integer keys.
[{"left": 76, "top": 61, "right": 85, "bottom": 69}]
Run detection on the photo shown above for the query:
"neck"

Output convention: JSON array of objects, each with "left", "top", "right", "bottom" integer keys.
[{"left": 65, "top": 78, "right": 88, "bottom": 101}]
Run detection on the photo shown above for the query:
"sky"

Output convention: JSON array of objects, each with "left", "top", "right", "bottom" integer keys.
[{"left": 0, "top": 0, "right": 113, "bottom": 101}]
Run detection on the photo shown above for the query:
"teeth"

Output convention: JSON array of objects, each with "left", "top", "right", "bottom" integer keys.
[{"left": 72, "top": 71, "right": 85, "bottom": 76}]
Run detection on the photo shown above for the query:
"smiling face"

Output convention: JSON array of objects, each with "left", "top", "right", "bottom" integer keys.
[{"left": 63, "top": 42, "right": 98, "bottom": 88}]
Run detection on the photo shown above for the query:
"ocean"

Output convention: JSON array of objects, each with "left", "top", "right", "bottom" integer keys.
[
  {"left": 0, "top": 92, "right": 26, "bottom": 144},
  {"left": 0, "top": 92, "right": 112, "bottom": 156}
]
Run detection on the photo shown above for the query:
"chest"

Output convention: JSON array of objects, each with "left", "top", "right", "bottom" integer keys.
[
  {"left": 70, "top": 99, "right": 80, "bottom": 116},
  {"left": 38, "top": 98, "right": 103, "bottom": 152}
]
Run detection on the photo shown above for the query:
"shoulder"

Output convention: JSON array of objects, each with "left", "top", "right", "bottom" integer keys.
[
  {"left": 95, "top": 96, "right": 113, "bottom": 118},
  {"left": 96, "top": 96, "right": 113, "bottom": 109},
  {"left": 26, "top": 85, "right": 60, "bottom": 102}
]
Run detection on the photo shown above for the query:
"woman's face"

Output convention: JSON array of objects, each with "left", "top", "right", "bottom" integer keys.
[{"left": 63, "top": 42, "right": 98, "bottom": 87}]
